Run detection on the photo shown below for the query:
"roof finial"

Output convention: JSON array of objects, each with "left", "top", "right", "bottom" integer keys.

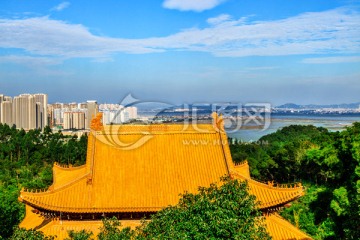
[
  {"left": 90, "top": 112, "right": 103, "bottom": 131},
  {"left": 212, "top": 112, "right": 225, "bottom": 132}
]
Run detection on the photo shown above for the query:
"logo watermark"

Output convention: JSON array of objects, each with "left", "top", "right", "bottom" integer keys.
[{"left": 95, "top": 94, "right": 271, "bottom": 150}]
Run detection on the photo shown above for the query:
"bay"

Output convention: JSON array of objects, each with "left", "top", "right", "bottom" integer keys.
[{"left": 227, "top": 114, "right": 360, "bottom": 142}]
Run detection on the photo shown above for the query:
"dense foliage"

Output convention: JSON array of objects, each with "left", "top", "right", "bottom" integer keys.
[
  {"left": 9, "top": 228, "right": 55, "bottom": 240},
  {"left": 0, "top": 123, "right": 87, "bottom": 239},
  {"left": 137, "top": 177, "right": 270, "bottom": 240},
  {"left": 66, "top": 230, "right": 94, "bottom": 240},
  {"left": 97, "top": 217, "right": 135, "bottom": 240},
  {"left": 230, "top": 123, "right": 360, "bottom": 239}
]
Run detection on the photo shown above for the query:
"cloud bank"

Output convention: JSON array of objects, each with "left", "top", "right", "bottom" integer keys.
[
  {"left": 0, "top": 7, "right": 359, "bottom": 60},
  {"left": 302, "top": 56, "right": 360, "bottom": 64},
  {"left": 162, "top": 0, "right": 227, "bottom": 12}
]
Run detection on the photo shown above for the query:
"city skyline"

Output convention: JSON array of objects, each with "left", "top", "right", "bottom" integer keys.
[
  {"left": 1, "top": 0, "right": 360, "bottom": 105},
  {"left": 0, "top": 92, "right": 140, "bottom": 132}
]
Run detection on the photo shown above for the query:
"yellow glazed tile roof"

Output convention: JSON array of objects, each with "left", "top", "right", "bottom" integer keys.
[
  {"left": 234, "top": 160, "right": 251, "bottom": 178},
  {"left": 39, "top": 220, "right": 102, "bottom": 239},
  {"left": 19, "top": 205, "right": 45, "bottom": 230},
  {"left": 20, "top": 125, "right": 229, "bottom": 213},
  {"left": 19, "top": 121, "right": 304, "bottom": 212},
  {"left": 265, "top": 213, "right": 312, "bottom": 240},
  {"left": 51, "top": 163, "right": 88, "bottom": 190},
  {"left": 230, "top": 168, "right": 304, "bottom": 209},
  {"left": 18, "top": 114, "right": 310, "bottom": 239}
]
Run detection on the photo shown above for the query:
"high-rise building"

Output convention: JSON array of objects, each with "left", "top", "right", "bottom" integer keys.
[
  {"left": 86, "top": 100, "right": 98, "bottom": 129},
  {"left": 4, "top": 96, "right": 12, "bottom": 102},
  {"left": 102, "top": 110, "right": 127, "bottom": 124},
  {"left": 126, "top": 106, "right": 138, "bottom": 119},
  {"left": 0, "top": 100, "right": 13, "bottom": 126},
  {"left": 63, "top": 112, "right": 71, "bottom": 130},
  {"left": 0, "top": 94, "right": 4, "bottom": 123},
  {"left": 35, "top": 103, "right": 42, "bottom": 129},
  {"left": 13, "top": 94, "right": 37, "bottom": 130},
  {"left": 79, "top": 103, "right": 87, "bottom": 109},
  {"left": 53, "top": 108, "right": 62, "bottom": 125},
  {"left": 73, "top": 112, "right": 85, "bottom": 129},
  {"left": 63, "top": 112, "right": 86, "bottom": 130},
  {"left": 34, "top": 93, "right": 48, "bottom": 129},
  {"left": 0, "top": 95, "right": 13, "bottom": 126}
]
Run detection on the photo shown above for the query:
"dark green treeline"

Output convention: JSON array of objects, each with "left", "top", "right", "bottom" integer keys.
[{"left": 0, "top": 124, "right": 87, "bottom": 238}]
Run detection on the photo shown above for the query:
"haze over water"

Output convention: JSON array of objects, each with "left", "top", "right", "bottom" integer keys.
[{"left": 228, "top": 115, "right": 360, "bottom": 142}]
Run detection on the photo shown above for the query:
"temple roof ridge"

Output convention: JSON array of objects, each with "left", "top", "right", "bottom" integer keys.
[
  {"left": 230, "top": 170, "right": 303, "bottom": 190},
  {"left": 265, "top": 213, "right": 312, "bottom": 239},
  {"left": 234, "top": 160, "right": 248, "bottom": 166},
  {"left": 229, "top": 170, "right": 304, "bottom": 209},
  {"left": 54, "top": 162, "right": 87, "bottom": 170},
  {"left": 21, "top": 173, "right": 90, "bottom": 196}
]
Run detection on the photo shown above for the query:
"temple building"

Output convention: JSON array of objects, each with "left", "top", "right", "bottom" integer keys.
[{"left": 19, "top": 113, "right": 311, "bottom": 239}]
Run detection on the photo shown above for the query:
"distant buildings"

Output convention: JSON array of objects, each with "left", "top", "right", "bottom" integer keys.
[
  {"left": 63, "top": 111, "right": 86, "bottom": 130},
  {"left": 99, "top": 104, "right": 138, "bottom": 125},
  {"left": 49, "top": 101, "right": 138, "bottom": 131},
  {"left": 50, "top": 102, "right": 88, "bottom": 131},
  {"left": 0, "top": 93, "right": 138, "bottom": 132},
  {"left": 0, "top": 93, "right": 48, "bottom": 131}
]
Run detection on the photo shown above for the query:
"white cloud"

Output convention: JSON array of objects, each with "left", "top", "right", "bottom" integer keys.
[
  {"left": 0, "top": 17, "right": 159, "bottom": 58},
  {"left": 302, "top": 56, "right": 360, "bottom": 64},
  {"left": 51, "top": 2, "right": 70, "bottom": 12},
  {"left": 163, "top": 0, "right": 227, "bottom": 12},
  {"left": 207, "top": 14, "right": 232, "bottom": 25},
  {"left": 0, "top": 55, "right": 62, "bottom": 66},
  {"left": 0, "top": 7, "right": 359, "bottom": 60},
  {"left": 143, "top": 8, "right": 360, "bottom": 57},
  {"left": 0, "top": 55, "right": 71, "bottom": 76}
]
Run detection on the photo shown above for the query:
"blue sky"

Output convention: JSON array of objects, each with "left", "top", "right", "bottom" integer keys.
[{"left": 0, "top": 0, "right": 359, "bottom": 105}]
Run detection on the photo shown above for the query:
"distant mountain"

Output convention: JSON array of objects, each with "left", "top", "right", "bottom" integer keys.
[
  {"left": 277, "top": 102, "right": 360, "bottom": 109},
  {"left": 277, "top": 103, "right": 303, "bottom": 109}
]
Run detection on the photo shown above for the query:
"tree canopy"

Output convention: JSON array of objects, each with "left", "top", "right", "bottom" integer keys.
[
  {"left": 137, "top": 177, "right": 270, "bottom": 240},
  {"left": 229, "top": 123, "right": 360, "bottom": 239},
  {"left": 0, "top": 124, "right": 87, "bottom": 238}
]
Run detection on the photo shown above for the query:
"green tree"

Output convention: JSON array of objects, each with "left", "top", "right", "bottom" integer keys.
[
  {"left": 10, "top": 228, "right": 54, "bottom": 240},
  {"left": 98, "top": 217, "right": 135, "bottom": 240},
  {"left": 66, "top": 230, "right": 94, "bottom": 240},
  {"left": 137, "top": 177, "right": 270, "bottom": 240},
  {"left": 0, "top": 185, "right": 24, "bottom": 239},
  {"left": 0, "top": 123, "right": 88, "bottom": 237}
]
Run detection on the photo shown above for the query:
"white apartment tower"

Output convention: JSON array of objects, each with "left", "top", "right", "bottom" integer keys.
[
  {"left": 34, "top": 93, "right": 48, "bottom": 129},
  {"left": 1, "top": 101, "right": 13, "bottom": 126},
  {"left": 86, "top": 100, "right": 98, "bottom": 129},
  {"left": 63, "top": 112, "right": 85, "bottom": 130},
  {"left": 13, "top": 94, "right": 37, "bottom": 130},
  {"left": 0, "top": 94, "right": 3, "bottom": 122},
  {"left": 126, "top": 106, "right": 138, "bottom": 119}
]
